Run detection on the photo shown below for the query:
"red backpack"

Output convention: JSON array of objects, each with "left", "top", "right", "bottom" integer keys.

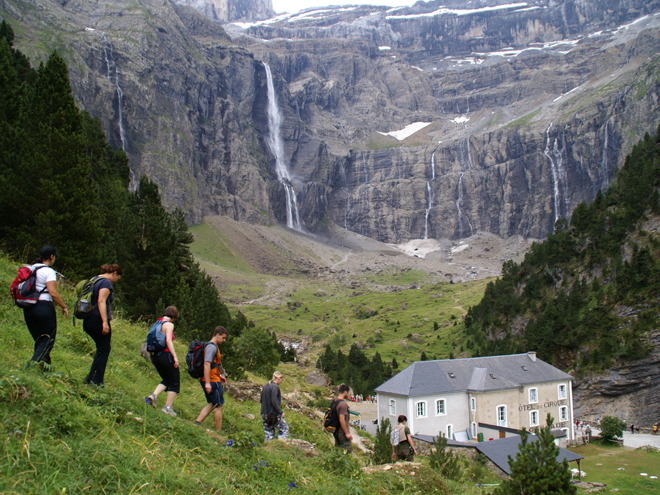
[{"left": 10, "top": 265, "right": 47, "bottom": 308}]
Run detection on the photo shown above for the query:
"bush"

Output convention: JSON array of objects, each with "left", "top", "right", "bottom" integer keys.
[
  {"left": 372, "top": 418, "right": 392, "bottom": 465},
  {"left": 600, "top": 416, "right": 627, "bottom": 443},
  {"left": 429, "top": 435, "right": 461, "bottom": 480}
]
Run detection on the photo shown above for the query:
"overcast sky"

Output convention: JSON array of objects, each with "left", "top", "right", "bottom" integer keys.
[{"left": 271, "top": 0, "right": 421, "bottom": 15}]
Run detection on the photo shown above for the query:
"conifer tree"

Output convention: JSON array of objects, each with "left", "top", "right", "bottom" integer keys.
[{"left": 494, "top": 414, "right": 576, "bottom": 495}]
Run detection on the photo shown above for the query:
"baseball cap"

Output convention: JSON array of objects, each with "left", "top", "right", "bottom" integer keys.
[{"left": 40, "top": 245, "right": 60, "bottom": 258}]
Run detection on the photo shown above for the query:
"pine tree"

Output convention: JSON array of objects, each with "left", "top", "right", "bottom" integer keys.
[
  {"left": 494, "top": 414, "right": 576, "bottom": 495},
  {"left": 372, "top": 418, "right": 393, "bottom": 465}
]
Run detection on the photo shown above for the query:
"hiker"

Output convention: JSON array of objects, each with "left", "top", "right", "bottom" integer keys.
[
  {"left": 23, "top": 246, "right": 68, "bottom": 366},
  {"left": 584, "top": 424, "right": 591, "bottom": 443},
  {"left": 630, "top": 423, "right": 635, "bottom": 434},
  {"left": 333, "top": 384, "right": 353, "bottom": 452},
  {"left": 391, "top": 415, "right": 418, "bottom": 462},
  {"left": 145, "top": 306, "right": 180, "bottom": 416},
  {"left": 260, "top": 371, "right": 289, "bottom": 441},
  {"left": 653, "top": 424, "right": 658, "bottom": 435},
  {"left": 193, "top": 326, "right": 228, "bottom": 431},
  {"left": 83, "top": 264, "right": 123, "bottom": 385}
]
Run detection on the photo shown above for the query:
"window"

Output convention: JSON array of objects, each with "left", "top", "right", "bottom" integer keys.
[
  {"left": 471, "top": 422, "right": 477, "bottom": 438},
  {"left": 558, "top": 384, "right": 567, "bottom": 400},
  {"left": 470, "top": 397, "right": 476, "bottom": 411},
  {"left": 559, "top": 406, "right": 568, "bottom": 422},
  {"left": 529, "top": 388, "right": 538, "bottom": 404},
  {"left": 446, "top": 424, "right": 453, "bottom": 440},
  {"left": 436, "top": 399, "right": 446, "bottom": 416},
  {"left": 496, "top": 405, "right": 507, "bottom": 427},
  {"left": 530, "top": 410, "right": 539, "bottom": 427},
  {"left": 389, "top": 400, "right": 396, "bottom": 416},
  {"left": 416, "top": 401, "right": 427, "bottom": 418}
]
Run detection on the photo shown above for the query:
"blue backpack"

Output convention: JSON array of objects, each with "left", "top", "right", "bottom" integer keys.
[{"left": 146, "top": 319, "right": 167, "bottom": 355}]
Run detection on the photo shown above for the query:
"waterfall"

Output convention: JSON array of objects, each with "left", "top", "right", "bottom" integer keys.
[
  {"left": 601, "top": 122, "right": 609, "bottom": 190},
  {"left": 456, "top": 138, "right": 474, "bottom": 238},
  {"left": 264, "top": 63, "right": 303, "bottom": 231},
  {"left": 102, "top": 33, "right": 135, "bottom": 189},
  {"left": 431, "top": 151, "right": 435, "bottom": 179},
  {"left": 544, "top": 121, "right": 562, "bottom": 224},
  {"left": 424, "top": 182, "right": 434, "bottom": 240},
  {"left": 102, "top": 34, "right": 127, "bottom": 152}
]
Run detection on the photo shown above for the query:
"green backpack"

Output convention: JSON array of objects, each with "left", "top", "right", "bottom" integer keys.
[{"left": 73, "top": 276, "right": 102, "bottom": 323}]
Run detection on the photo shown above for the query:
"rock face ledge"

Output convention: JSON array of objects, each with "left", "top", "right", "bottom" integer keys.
[{"left": 4, "top": 0, "right": 660, "bottom": 243}]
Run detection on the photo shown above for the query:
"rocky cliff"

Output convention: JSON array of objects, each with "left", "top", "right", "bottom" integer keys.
[{"left": 2, "top": 0, "right": 660, "bottom": 243}]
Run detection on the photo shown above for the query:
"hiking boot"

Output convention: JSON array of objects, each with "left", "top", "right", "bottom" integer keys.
[
  {"left": 161, "top": 406, "right": 177, "bottom": 417},
  {"left": 145, "top": 394, "right": 157, "bottom": 408}
]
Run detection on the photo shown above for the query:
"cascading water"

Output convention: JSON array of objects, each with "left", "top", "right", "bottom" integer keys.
[
  {"left": 554, "top": 132, "right": 569, "bottom": 218},
  {"left": 601, "top": 122, "right": 610, "bottom": 190},
  {"left": 431, "top": 151, "right": 435, "bottom": 179},
  {"left": 102, "top": 34, "right": 127, "bottom": 152},
  {"left": 264, "top": 63, "right": 303, "bottom": 231},
  {"left": 544, "top": 121, "right": 562, "bottom": 224},
  {"left": 456, "top": 138, "right": 474, "bottom": 238},
  {"left": 424, "top": 182, "right": 434, "bottom": 240},
  {"left": 102, "top": 33, "right": 135, "bottom": 188}
]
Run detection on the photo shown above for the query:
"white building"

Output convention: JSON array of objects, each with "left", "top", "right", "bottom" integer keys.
[{"left": 375, "top": 352, "right": 575, "bottom": 442}]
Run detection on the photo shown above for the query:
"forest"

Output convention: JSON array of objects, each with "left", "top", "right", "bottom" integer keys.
[
  {"left": 465, "top": 124, "right": 660, "bottom": 372},
  {"left": 0, "top": 21, "right": 293, "bottom": 379}
]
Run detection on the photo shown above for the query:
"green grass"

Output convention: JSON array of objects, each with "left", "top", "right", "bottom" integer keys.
[
  {"left": 236, "top": 277, "right": 492, "bottom": 366},
  {"left": 189, "top": 219, "right": 256, "bottom": 274},
  {"left": 569, "top": 442, "right": 660, "bottom": 494},
  {"left": 504, "top": 107, "right": 542, "bottom": 129}
]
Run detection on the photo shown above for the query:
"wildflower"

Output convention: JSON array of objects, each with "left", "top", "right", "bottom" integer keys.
[
  {"left": 225, "top": 439, "right": 233, "bottom": 447},
  {"left": 252, "top": 464, "right": 258, "bottom": 472},
  {"left": 288, "top": 482, "right": 297, "bottom": 491},
  {"left": 259, "top": 461, "right": 269, "bottom": 467}
]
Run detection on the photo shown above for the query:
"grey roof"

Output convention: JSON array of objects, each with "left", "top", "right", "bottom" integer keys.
[
  {"left": 473, "top": 435, "right": 583, "bottom": 475},
  {"left": 375, "top": 353, "right": 572, "bottom": 397},
  {"left": 412, "top": 433, "right": 583, "bottom": 475}
]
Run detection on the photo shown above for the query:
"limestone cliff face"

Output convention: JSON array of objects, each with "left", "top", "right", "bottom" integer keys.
[
  {"left": 175, "top": 0, "right": 274, "bottom": 22},
  {"left": 3, "top": 0, "right": 660, "bottom": 243}
]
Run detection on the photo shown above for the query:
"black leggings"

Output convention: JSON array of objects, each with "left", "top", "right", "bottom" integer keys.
[
  {"left": 83, "top": 314, "right": 112, "bottom": 385},
  {"left": 23, "top": 301, "right": 57, "bottom": 364},
  {"left": 152, "top": 352, "right": 180, "bottom": 393}
]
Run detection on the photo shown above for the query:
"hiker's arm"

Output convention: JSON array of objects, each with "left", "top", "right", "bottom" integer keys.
[
  {"left": 407, "top": 434, "right": 417, "bottom": 455},
  {"left": 339, "top": 414, "right": 352, "bottom": 440},
  {"left": 163, "top": 322, "right": 178, "bottom": 367},
  {"left": 203, "top": 362, "right": 212, "bottom": 392},
  {"left": 98, "top": 287, "right": 110, "bottom": 334},
  {"left": 45, "top": 280, "right": 68, "bottom": 317}
]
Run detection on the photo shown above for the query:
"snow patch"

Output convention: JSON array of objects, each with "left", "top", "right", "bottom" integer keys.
[
  {"left": 378, "top": 46, "right": 392, "bottom": 51},
  {"left": 387, "top": 3, "right": 528, "bottom": 20},
  {"left": 388, "top": 239, "right": 443, "bottom": 259},
  {"left": 451, "top": 116, "right": 470, "bottom": 124},
  {"left": 451, "top": 244, "right": 470, "bottom": 254},
  {"left": 378, "top": 122, "right": 432, "bottom": 141}
]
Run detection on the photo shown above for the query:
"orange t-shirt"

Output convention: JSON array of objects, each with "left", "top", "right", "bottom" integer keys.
[{"left": 202, "top": 343, "right": 223, "bottom": 383}]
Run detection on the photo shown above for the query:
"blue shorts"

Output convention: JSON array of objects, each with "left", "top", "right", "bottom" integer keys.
[{"left": 201, "top": 381, "right": 224, "bottom": 407}]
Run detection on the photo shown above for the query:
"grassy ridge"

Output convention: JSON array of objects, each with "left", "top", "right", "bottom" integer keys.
[{"left": 0, "top": 253, "right": 498, "bottom": 495}]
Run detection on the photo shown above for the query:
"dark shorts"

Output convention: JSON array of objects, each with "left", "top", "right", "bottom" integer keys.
[
  {"left": 333, "top": 429, "right": 353, "bottom": 453},
  {"left": 152, "top": 352, "right": 180, "bottom": 394},
  {"left": 200, "top": 381, "right": 224, "bottom": 407}
]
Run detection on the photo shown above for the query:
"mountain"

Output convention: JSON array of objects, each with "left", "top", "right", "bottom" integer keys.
[{"left": 1, "top": 0, "right": 660, "bottom": 242}]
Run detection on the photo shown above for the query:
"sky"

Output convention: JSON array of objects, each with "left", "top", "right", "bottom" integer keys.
[{"left": 271, "top": 0, "right": 421, "bottom": 15}]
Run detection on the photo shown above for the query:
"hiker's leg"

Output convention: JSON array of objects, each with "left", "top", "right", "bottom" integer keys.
[{"left": 213, "top": 404, "right": 224, "bottom": 431}]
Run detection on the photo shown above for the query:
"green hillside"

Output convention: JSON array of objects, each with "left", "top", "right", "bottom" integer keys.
[
  {"left": 0, "top": 254, "right": 504, "bottom": 494},
  {"left": 465, "top": 126, "right": 660, "bottom": 372}
]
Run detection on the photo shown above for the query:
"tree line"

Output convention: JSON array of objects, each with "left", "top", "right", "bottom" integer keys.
[
  {"left": 316, "top": 343, "right": 393, "bottom": 395},
  {"left": 0, "top": 21, "right": 293, "bottom": 378},
  {"left": 465, "top": 125, "right": 660, "bottom": 372}
]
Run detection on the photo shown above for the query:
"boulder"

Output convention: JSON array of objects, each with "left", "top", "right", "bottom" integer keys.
[{"left": 305, "top": 370, "right": 330, "bottom": 387}]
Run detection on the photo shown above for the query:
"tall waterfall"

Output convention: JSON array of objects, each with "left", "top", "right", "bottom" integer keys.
[
  {"left": 102, "top": 34, "right": 127, "bottom": 152},
  {"left": 102, "top": 33, "right": 135, "bottom": 189},
  {"left": 601, "top": 122, "right": 610, "bottom": 190},
  {"left": 431, "top": 151, "right": 435, "bottom": 179},
  {"left": 544, "top": 121, "right": 561, "bottom": 224},
  {"left": 264, "top": 63, "right": 303, "bottom": 231},
  {"left": 424, "top": 182, "right": 434, "bottom": 240},
  {"left": 456, "top": 138, "right": 474, "bottom": 238}
]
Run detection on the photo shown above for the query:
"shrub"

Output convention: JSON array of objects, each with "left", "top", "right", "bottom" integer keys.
[
  {"left": 372, "top": 417, "right": 393, "bottom": 465},
  {"left": 600, "top": 416, "right": 627, "bottom": 443}
]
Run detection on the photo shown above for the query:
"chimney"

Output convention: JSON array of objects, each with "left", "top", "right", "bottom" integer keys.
[{"left": 527, "top": 351, "right": 537, "bottom": 362}]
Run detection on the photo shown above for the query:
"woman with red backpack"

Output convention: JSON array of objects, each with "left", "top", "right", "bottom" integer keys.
[
  {"left": 144, "top": 306, "right": 181, "bottom": 416},
  {"left": 83, "top": 264, "right": 122, "bottom": 385},
  {"left": 22, "top": 246, "right": 68, "bottom": 367}
]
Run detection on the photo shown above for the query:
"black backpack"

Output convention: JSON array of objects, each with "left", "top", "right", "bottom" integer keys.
[
  {"left": 323, "top": 398, "right": 342, "bottom": 433},
  {"left": 186, "top": 340, "right": 220, "bottom": 379}
]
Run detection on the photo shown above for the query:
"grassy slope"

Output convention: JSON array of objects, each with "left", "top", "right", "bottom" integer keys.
[
  {"left": 0, "top": 253, "right": 494, "bottom": 495},
  {"left": 569, "top": 443, "right": 660, "bottom": 494}
]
